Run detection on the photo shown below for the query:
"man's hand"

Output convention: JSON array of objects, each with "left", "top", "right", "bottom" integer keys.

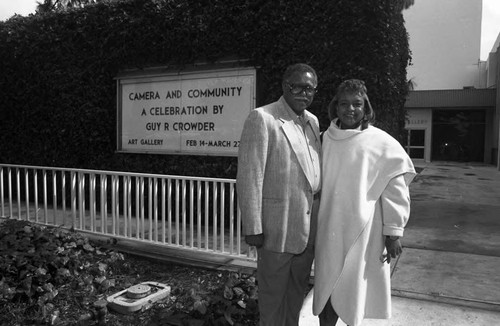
[
  {"left": 383, "top": 237, "right": 403, "bottom": 264},
  {"left": 245, "top": 234, "right": 264, "bottom": 248}
]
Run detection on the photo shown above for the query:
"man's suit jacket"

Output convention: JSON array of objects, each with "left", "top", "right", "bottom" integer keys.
[{"left": 236, "top": 97, "right": 321, "bottom": 254}]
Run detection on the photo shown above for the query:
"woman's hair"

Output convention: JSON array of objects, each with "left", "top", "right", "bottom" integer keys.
[{"left": 328, "top": 79, "right": 375, "bottom": 129}]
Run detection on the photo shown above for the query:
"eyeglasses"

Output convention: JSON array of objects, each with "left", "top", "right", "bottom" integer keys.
[{"left": 286, "top": 83, "right": 317, "bottom": 96}]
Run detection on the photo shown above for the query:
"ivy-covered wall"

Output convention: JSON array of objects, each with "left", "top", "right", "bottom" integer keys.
[{"left": 0, "top": 0, "right": 411, "bottom": 178}]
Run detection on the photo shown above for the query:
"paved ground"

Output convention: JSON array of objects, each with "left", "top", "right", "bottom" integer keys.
[
  {"left": 299, "top": 161, "right": 500, "bottom": 325},
  {"left": 300, "top": 290, "right": 500, "bottom": 326}
]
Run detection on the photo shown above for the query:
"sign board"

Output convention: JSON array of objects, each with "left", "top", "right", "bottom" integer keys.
[
  {"left": 116, "top": 67, "right": 256, "bottom": 156},
  {"left": 406, "top": 108, "right": 432, "bottom": 129}
]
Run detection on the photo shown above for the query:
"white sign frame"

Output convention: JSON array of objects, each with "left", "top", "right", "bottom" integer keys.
[{"left": 116, "top": 67, "right": 256, "bottom": 156}]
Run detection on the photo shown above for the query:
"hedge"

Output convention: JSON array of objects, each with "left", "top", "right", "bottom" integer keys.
[{"left": 0, "top": 0, "right": 411, "bottom": 178}]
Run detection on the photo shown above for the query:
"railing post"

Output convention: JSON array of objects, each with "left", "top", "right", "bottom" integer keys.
[
  {"left": 24, "top": 168, "right": 30, "bottom": 221},
  {"left": 161, "top": 178, "right": 166, "bottom": 243},
  {"left": 71, "top": 171, "right": 76, "bottom": 228},
  {"left": 111, "top": 175, "right": 117, "bottom": 235},
  {"left": 115, "top": 175, "right": 120, "bottom": 235},
  {"left": 213, "top": 182, "right": 218, "bottom": 252},
  {"left": 62, "top": 171, "right": 66, "bottom": 219},
  {"left": 0, "top": 167, "right": 4, "bottom": 218},
  {"left": 175, "top": 179, "right": 180, "bottom": 245},
  {"left": 90, "top": 173, "right": 96, "bottom": 232},
  {"left": 238, "top": 203, "right": 243, "bottom": 257},
  {"left": 53, "top": 171, "right": 58, "bottom": 224},
  {"left": 100, "top": 174, "right": 106, "bottom": 233},
  {"left": 34, "top": 169, "right": 39, "bottom": 222},
  {"left": 153, "top": 178, "right": 158, "bottom": 242},
  {"left": 140, "top": 177, "right": 145, "bottom": 239},
  {"left": 122, "top": 176, "right": 127, "bottom": 237},
  {"left": 16, "top": 168, "right": 21, "bottom": 219},
  {"left": 126, "top": 176, "right": 132, "bottom": 237},
  {"left": 167, "top": 179, "right": 172, "bottom": 244},
  {"left": 43, "top": 169, "right": 48, "bottom": 224},
  {"left": 229, "top": 183, "right": 235, "bottom": 255},
  {"left": 189, "top": 180, "right": 194, "bottom": 248},
  {"left": 197, "top": 181, "right": 202, "bottom": 250},
  {"left": 204, "top": 181, "right": 209, "bottom": 250},
  {"left": 135, "top": 177, "right": 140, "bottom": 239},
  {"left": 148, "top": 177, "right": 153, "bottom": 241},
  {"left": 78, "top": 172, "right": 84, "bottom": 230},
  {"left": 182, "top": 179, "right": 186, "bottom": 247},
  {"left": 220, "top": 182, "right": 225, "bottom": 253},
  {"left": 8, "top": 167, "right": 13, "bottom": 218}
]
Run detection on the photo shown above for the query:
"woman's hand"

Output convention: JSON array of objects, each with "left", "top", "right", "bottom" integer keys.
[{"left": 383, "top": 236, "right": 403, "bottom": 264}]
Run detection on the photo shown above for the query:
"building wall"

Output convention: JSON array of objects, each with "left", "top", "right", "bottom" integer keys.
[
  {"left": 405, "top": 89, "right": 496, "bottom": 164},
  {"left": 495, "top": 49, "right": 500, "bottom": 166},
  {"left": 404, "top": 0, "right": 482, "bottom": 90},
  {"left": 487, "top": 47, "right": 499, "bottom": 88}
]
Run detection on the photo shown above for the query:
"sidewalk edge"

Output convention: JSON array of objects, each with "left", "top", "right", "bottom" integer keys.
[{"left": 392, "top": 289, "right": 500, "bottom": 312}]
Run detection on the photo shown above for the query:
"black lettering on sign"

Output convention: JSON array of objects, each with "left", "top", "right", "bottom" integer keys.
[
  {"left": 145, "top": 122, "right": 161, "bottom": 131},
  {"left": 173, "top": 122, "right": 215, "bottom": 131},
  {"left": 165, "top": 90, "right": 182, "bottom": 99},
  {"left": 150, "top": 106, "right": 208, "bottom": 115},
  {"left": 207, "top": 140, "right": 231, "bottom": 147},
  {"left": 187, "top": 87, "right": 243, "bottom": 98},
  {"left": 129, "top": 91, "right": 161, "bottom": 100},
  {"left": 140, "top": 139, "right": 163, "bottom": 145}
]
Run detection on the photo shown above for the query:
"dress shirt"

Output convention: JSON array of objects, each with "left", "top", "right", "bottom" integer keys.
[{"left": 284, "top": 104, "right": 321, "bottom": 194}]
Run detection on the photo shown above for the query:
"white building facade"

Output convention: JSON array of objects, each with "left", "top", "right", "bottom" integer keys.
[{"left": 403, "top": 0, "right": 500, "bottom": 167}]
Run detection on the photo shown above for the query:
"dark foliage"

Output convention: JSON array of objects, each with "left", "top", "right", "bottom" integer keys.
[
  {"left": 0, "top": 218, "right": 259, "bottom": 325},
  {"left": 0, "top": 0, "right": 411, "bottom": 177}
]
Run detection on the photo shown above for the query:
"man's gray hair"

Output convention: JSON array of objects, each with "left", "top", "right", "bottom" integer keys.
[{"left": 282, "top": 63, "right": 317, "bottom": 83}]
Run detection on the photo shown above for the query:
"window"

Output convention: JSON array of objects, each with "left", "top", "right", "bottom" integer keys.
[{"left": 406, "top": 129, "right": 425, "bottom": 159}]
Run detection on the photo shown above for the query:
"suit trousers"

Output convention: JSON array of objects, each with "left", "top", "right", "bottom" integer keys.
[
  {"left": 256, "top": 197, "right": 318, "bottom": 326},
  {"left": 257, "top": 244, "right": 314, "bottom": 326}
]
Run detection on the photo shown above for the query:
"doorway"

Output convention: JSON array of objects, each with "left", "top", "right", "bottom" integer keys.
[{"left": 431, "top": 109, "right": 485, "bottom": 162}]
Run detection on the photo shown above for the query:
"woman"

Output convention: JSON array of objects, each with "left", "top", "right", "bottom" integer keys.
[{"left": 313, "top": 79, "right": 416, "bottom": 326}]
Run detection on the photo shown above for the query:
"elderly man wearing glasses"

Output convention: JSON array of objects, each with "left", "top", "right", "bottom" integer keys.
[{"left": 237, "top": 63, "right": 321, "bottom": 326}]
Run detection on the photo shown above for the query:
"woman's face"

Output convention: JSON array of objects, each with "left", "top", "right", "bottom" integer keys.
[{"left": 336, "top": 92, "right": 365, "bottom": 129}]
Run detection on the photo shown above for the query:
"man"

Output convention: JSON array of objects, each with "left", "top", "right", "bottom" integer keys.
[{"left": 236, "top": 63, "right": 321, "bottom": 326}]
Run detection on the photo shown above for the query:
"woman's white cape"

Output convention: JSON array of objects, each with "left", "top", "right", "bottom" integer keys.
[{"left": 313, "top": 121, "right": 416, "bottom": 326}]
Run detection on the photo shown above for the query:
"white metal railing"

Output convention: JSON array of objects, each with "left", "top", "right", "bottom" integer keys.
[{"left": 0, "top": 164, "right": 256, "bottom": 261}]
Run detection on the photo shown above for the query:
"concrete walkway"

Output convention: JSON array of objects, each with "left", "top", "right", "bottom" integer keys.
[
  {"left": 300, "top": 290, "right": 500, "bottom": 325},
  {"left": 299, "top": 161, "right": 500, "bottom": 325}
]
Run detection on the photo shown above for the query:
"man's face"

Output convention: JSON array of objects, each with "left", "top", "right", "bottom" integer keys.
[{"left": 282, "top": 71, "right": 317, "bottom": 115}]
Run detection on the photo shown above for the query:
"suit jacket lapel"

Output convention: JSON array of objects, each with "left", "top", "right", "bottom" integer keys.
[
  {"left": 304, "top": 111, "right": 321, "bottom": 143},
  {"left": 277, "top": 101, "right": 314, "bottom": 190}
]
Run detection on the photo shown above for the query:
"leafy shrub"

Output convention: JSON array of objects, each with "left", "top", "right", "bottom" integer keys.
[
  {"left": 0, "top": 0, "right": 410, "bottom": 177},
  {"left": 0, "top": 218, "right": 260, "bottom": 325},
  {"left": 0, "top": 219, "right": 124, "bottom": 324}
]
